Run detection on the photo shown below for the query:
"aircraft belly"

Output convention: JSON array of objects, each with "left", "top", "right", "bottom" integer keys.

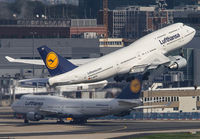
[
  {"left": 63, "top": 108, "right": 82, "bottom": 115},
  {"left": 13, "top": 106, "right": 27, "bottom": 114},
  {"left": 81, "top": 107, "right": 110, "bottom": 115}
]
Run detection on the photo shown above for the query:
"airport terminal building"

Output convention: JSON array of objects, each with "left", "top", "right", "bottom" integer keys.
[{"left": 143, "top": 89, "right": 200, "bottom": 113}]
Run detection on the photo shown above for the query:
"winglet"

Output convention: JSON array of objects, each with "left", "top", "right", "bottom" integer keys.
[{"left": 5, "top": 56, "right": 15, "bottom": 62}]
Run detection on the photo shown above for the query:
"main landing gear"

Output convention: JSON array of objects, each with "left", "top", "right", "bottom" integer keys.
[
  {"left": 70, "top": 118, "right": 87, "bottom": 125},
  {"left": 24, "top": 118, "right": 29, "bottom": 124},
  {"left": 56, "top": 118, "right": 65, "bottom": 124}
]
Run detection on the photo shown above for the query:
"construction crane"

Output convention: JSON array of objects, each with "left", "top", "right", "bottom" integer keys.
[
  {"left": 103, "top": 0, "right": 108, "bottom": 38},
  {"left": 156, "top": 0, "right": 167, "bottom": 10}
]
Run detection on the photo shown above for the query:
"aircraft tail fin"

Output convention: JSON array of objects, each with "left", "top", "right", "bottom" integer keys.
[
  {"left": 37, "top": 45, "right": 78, "bottom": 76},
  {"left": 116, "top": 75, "right": 143, "bottom": 99}
]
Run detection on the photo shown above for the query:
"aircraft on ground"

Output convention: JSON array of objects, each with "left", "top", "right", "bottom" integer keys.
[
  {"left": 11, "top": 77, "right": 168, "bottom": 124},
  {"left": 36, "top": 23, "right": 195, "bottom": 86}
]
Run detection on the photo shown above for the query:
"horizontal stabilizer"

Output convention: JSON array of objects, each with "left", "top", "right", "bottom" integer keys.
[
  {"left": 5, "top": 56, "right": 44, "bottom": 65},
  {"left": 18, "top": 78, "right": 49, "bottom": 87}
]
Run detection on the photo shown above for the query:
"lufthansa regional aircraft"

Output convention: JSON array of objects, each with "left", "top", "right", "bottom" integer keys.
[
  {"left": 35, "top": 23, "right": 195, "bottom": 86},
  {"left": 12, "top": 77, "right": 168, "bottom": 124}
]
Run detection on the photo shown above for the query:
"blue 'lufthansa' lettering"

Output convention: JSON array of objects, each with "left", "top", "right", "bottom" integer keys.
[
  {"left": 159, "top": 33, "right": 180, "bottom": 45},
  {"left": 25, "top": 101, "right": 43, "bottom": 106}
]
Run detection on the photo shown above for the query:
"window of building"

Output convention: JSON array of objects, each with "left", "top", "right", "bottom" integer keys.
[
  {"left": 197, "top": 106, "right": 200, "bottom": 110},
  {"left": 156, "top": 97, "right": 159, "bottom": 102},
  {"left": 197, "top": 96, "right": 200, "bottom": 101},
  {"left": 171, "top": 96, "right": 174, "bottom": 102},
  {"left": 173, "top": 107, "right": 178, "bottom": 111},
  {"left": 174, "top": 96, "right": 176, "bottom": 101},
  {"left": 168, "top": 97, "right": 170, "bottom": 102},
  {"left": 159, "top": 97, "right": 162, "bottom": 102}
]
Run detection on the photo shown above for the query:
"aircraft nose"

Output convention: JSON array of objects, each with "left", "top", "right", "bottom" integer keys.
[
  {"left": 192, "top": 27, "right": 196, "bottom": 35},
  {"left": 188, "top": 26, "right": 196, "bottom": 35},
  {"left": 11, "top": 101, "right": 17, "bottom": 110},
  {"left": 11, "top": 102, "right": 15, "bottom": 108},
  {"left": 189, "top": 25, "right": 195, "bottom": 31}
]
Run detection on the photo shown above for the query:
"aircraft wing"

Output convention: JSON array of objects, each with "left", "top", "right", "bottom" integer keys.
[
  {"left": 129, "top": 52, "right": 170, "bottom": 74},
  {"left": 133, "top": 102, "right": 171, "bottom": 109},
  {"left": 118, "top": 99, "right": 171, "bottom": 109},
  {"left": 5, "top": 56, "right": 96, "bottom": 66}
]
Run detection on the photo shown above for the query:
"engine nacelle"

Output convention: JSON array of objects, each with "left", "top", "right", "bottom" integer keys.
[
  {"left": 114, "top": 110, "right": 131, "bottom": 117},
  {"left": 169, "top": 56, "right": 187, "bottom": 70},
  {"left": 26, "top": 112, "right": 43, "bottom": 121}
]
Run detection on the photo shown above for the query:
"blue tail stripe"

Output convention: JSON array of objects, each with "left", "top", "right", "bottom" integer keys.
[
  {"left": 116, "top": 76, "right": 143, "bottom": 99},
  {"left": 37, "top": 45, "right": 78, "bottom": 76}
]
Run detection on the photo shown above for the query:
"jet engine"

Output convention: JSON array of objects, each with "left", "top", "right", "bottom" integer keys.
[
  {"left": 168, "top": 56, "right": 187, "bottom": 70},
  {"left": 114, "top": 110, "right": 131, "bottom": 117},
  {"left": 26, "top": 112, "right": 43, "bottom": 121}
]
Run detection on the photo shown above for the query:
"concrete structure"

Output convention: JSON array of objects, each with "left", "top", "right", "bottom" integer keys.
[
  {"left": 99, "top": 38, "right": 124, "bottom": 47},
  {"left": 143, "top": 89, "right": 200, "bottom": 113},
  {"left": 98, "top": 6, "right": 173, "bottom": 39},
  {"left": 0, "top": 19, "right": 106, "bottom": 39},
  {"left": 70, "top": 19, "right": 107, "bottom": 38},
  {"left": 0, "top": 26, "right": 70, "bottom": 38},
  {"left": 70, "top": 26, "right": 106, "bottom": 38},
  {"left": 173, "top": 5, "right": 200, "bottom": 37},
  {"left": 98, "top": 5, "right": 200, "bottom": 39}
]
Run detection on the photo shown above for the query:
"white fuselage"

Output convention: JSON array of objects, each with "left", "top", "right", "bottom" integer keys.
[
  {"left": 12, "top": 95, "right": 141, "bottom": 118},
  {"left": 49, "top": 23, "right": 196, "bottom": 85}
]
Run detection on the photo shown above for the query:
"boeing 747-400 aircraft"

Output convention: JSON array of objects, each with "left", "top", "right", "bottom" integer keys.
[
  {"left": 12, "top": 77, "right": 168, "bottom": 124},
  {"left": 36, "top": 23, "right": 195, "bottom": 86},
  {"left": 5, "top": 56, "right": 107, "bottom": 92}
]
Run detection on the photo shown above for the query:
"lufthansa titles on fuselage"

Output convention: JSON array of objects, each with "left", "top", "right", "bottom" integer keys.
[
  {"left": 88, "top": 68, "right": 102, "bottom": 75},
  {"left": 25, "top": 101, "right": 43, "bottom": 106},
  {"left": 159, "top": 33, "right": 180, "bottom": 45}
]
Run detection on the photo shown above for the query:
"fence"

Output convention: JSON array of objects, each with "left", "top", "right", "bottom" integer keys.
[{"left": 96, "top": 112, "right": 200, "bottom": 120}]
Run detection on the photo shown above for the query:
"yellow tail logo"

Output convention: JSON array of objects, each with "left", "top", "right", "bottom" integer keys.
[
  {"left": 46, "top": 52, "right": 59, "bottom": 69},
  {"left": 130, "top": 79, "right": 141, "bottom": 94}
]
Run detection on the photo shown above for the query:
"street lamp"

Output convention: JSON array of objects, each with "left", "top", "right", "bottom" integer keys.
[{"left": 30, "top": 32, "right": 37, "bottom": 77}]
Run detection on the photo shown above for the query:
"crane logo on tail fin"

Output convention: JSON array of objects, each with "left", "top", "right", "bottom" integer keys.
[
  {"left": 46, "top": 52, "right": 59, "bottom": 69},
  {"left": 130, "top": 79, "right": 141, "bottom": 94}
]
